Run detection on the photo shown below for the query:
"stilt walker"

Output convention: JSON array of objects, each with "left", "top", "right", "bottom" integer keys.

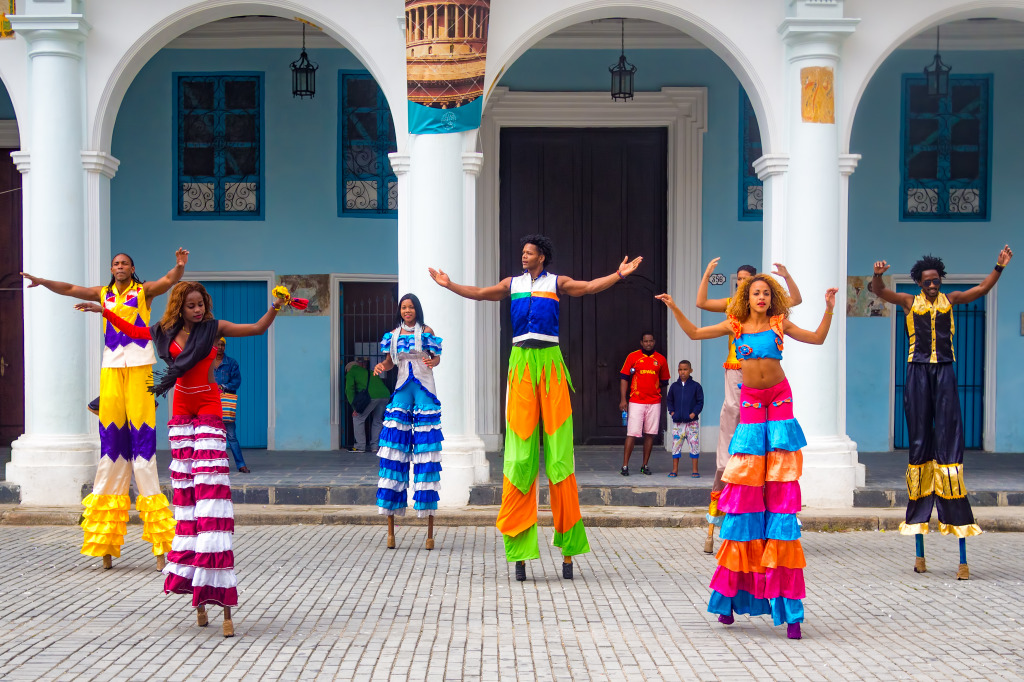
[
  {"left": 871, "top": 246, "right": 1011, "bottom": 579},
  {"left": 431, "top": 234, "right": 642, "bottom": 580}
]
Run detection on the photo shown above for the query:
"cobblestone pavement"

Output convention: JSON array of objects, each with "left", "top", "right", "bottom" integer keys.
[{"left": 2, "top": 526, "right": 1023, "bottom": 681}]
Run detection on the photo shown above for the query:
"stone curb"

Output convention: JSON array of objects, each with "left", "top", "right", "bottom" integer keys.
[{"left": 2, "top": 504, "right": 1024, "bottom": 532}]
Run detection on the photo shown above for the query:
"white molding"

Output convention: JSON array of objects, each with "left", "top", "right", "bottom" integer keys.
[
  {"left": 0, "top": 120, "right": 20, "bottom": 148},
  {"left": 753, "top": 153, "right": 789, "bottom": 180},
  {"left": 478, "top": 86, "right": 707, "bottom": 440},
  {"left": 837, "top": 154, "right": 860, "bottom": 438},
  {"left": 10, "top": 150, "right": 30, "bottom": 174},
  {"left": 186, "top": 271, "right": 276, "bottom": 450},
  {"left": 80, "top": 151, "right": 119, "bottom": 179},
  {"left": 888, "top": 275, "right": 996, "bottom": 452},
  {"left": 328, "top": 272, "right": 399, "bottom": 451}
]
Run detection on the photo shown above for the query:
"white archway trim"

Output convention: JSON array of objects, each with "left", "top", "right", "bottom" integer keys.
[
  {"left": 476, "top": 86, "right": 707, "bottom": 443},
  {"left": 888, "top": 275, "right": 997, "bottom": 452},
  {"left": 0, "top": 120, "right": 19, "bottom": 148},
  {"left": 328, "top": 272, "right": 398, "bottom": 451},
  {"left": 186, "top": 270, "right": 277, "bottom": 449}
]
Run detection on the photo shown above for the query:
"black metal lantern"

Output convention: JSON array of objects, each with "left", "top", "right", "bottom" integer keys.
[
  {"left": 609, "top": 19, "right": 637, "bottom": 102},
  {"left": 924, "top": 26, "right": 952, "bottom": 97},
  {"left": 291, "top": 23, "right": 319, "bottom": 99}
]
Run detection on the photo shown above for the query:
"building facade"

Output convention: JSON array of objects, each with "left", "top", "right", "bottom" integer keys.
[{"left": 0, "top": 0, "right": 1021, "bottom": 508}]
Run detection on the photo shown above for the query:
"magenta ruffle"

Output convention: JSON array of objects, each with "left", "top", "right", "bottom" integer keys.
[
  {"left": 765, "top": 481, "right": 801, "bottom": 513},
  {"left": 164, "top": 574, "right": 237, "bottom": 608},
  {"left": 195, "top": 483, "right": 232, "bottom": 500},
  {"left": 172, "top": 489, "right": 195, "bottom": 507},
  {"left": 765, "top": 566, "right": 805, "bottom": 599},
  {"left": 718, "top": 484, "right": 766, "bottom": 514},
  {"left": 709, "top": 565, "right": 766, "bottom": 599},
  {"left": 197, "top": 517, "right": 235, "bottom": 533}
]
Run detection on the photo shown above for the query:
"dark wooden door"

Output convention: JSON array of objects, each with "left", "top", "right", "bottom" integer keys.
[
  {"left": 499, "top": 128, "right": 668, "bottom": 445},
  {"left": 0, "top": 148, "right": 24, "bottom": 446}
]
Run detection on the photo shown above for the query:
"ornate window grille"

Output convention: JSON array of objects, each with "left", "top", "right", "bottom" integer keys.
[
  {"left": 175, "top": 73, "right": 263, "bottom": 219},
  {"left": 900, "top": 74, "right": 991, "bottom": 221},
  {"left": 339, "top": 71, "right": 397, "bottom": 216},
  {"left": 739, "top": 87, "right": 763, "bottom": 221}
]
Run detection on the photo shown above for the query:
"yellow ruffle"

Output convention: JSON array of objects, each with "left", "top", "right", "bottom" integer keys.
[
  {"left": 135, "top": 493, "right": 170, "bottom": 512},
  {"left": 82, "top": 542, "right": 122, "bottom": 558},
  {"left": 82, "top": 521, "right": 128, "bottom": 536},
  {"left": 899, "top": 522, "right": 930, "bottom": 535},
  {"left": 939, "top": 522, "right": 983, "bottom": 538},
  {"left": 82, "top": 508, "right": 130, "bottom": 524},
  {"left": 138, "top": 498, "right": 176, "bottom": 555},
  {"left": 82, "top": 493, "right": 131, "bottom": 512}
]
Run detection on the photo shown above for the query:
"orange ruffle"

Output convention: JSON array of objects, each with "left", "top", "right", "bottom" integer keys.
[
  {"left": 765, "top": 450, "right": 803, "bottom": 482},
  {"left": 495, "top": 476, "right": 538, "bottom": 538},
  {"left": 722, "top": 454, "right": 766, "bottom": 487},
  {"left": 715, "top": 539, "right": 767, "bottom": 574},
  {"left": 761, "top": 539, "right": 806, "bottom": 569}
]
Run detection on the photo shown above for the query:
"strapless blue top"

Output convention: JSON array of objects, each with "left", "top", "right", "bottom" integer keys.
[{"left": 734, "top": 329, "right": 783, "bottom": 361}]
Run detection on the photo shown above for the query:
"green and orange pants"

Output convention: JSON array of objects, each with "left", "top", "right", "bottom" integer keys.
[{"left": 496, "top": 346, "right": 591, "bottom": 562}]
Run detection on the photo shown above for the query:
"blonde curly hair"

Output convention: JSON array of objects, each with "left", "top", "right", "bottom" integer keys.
[{"left": 726, "top": 274, "right": 791, "bottom": 321}]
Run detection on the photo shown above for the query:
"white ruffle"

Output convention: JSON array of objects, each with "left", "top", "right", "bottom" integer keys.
[
  {"left": 376, "top": 446, "right": 408, "bottom": 462},
  {"left": 174, "top": 506, "right": 196, "bottom": 521},
  {"left": 412, "top": 451, "right": 443, "bottom": 464},
  {"left": 171, "top": 535, "right": 197, "bottom": 552},
  {"left": 192, "top": 567, "right": 238, "bottom": 588},
  {"left": 171, "top": 478, "right": 193, "bottom": 489},
  {"left": 195, "top": 425, "right": 226, "bottom": 437},
  {"left": 378, "top": 506, "right": 407, "bottom": 517},
  {"left": 169, "top": 460, "right": 191, "bottom": 474},
  {"left": 169, "top": 426, "right": 194, "bottom": 438},
  {"left": 413, "top": 481, "right": 441, "bottom": 492},
  {"left": 163, "top": 562, "right": 195, "bottom": 579},
  {"left": 195, "top": 531, "right": 233, "bottom": 553},
  {"left": 412, "top": 423, "right": 442, "bottom": 433},
  {"left": 192, "top": 473, "right": 231, "bottom": 487},
  {"left": 195, "top": 498, "right": 234, "bottom": 518},
  {"left": 377, "top": 477, "right": 405, "bottom": 491},
  {"left": 194, "top": 438, "right": 226, "bottom": 452},
  {"left": 191, "top": 458, "right": 231, "bottom": 470}
]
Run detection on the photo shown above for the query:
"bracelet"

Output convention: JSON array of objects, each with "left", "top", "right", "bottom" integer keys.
[
  {"left": 994, "top": 263, "right": 1005, "bottom": 273},
  {"left": 272, "top": 304, "right": 282, "bottom": 311},
  {"left": 826, "top": 311, "right": 834, "bottom": 316},
  {"left": 616, "top": 270, "right": 625, "bottom": 280}
]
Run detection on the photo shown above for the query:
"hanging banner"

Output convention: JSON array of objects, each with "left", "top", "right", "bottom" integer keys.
[{"left": 405, "top": 0, "right": 490, "bottom": 134}]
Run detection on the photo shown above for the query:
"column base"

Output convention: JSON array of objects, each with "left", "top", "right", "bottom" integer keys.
[
  {"left": 800, "top": 435, "right": 861, "bottom": 508},
  {"left": 439, "top": 435, "right": 487, "bottom": 508},
  {"left": 7, "top": 433, "right": 99, "bottom": 507}
]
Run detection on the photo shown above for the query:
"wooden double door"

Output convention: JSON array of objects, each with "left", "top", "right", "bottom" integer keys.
[
  {"left": 499, "top": 128, "right": 668, "bottom": 445},
  {"left": 0, "top": 148, "right": 23, "bottom": 446}
]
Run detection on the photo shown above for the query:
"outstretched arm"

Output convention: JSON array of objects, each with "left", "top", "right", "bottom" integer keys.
[
  {"left": 429, "top": 268, "right": 511, "bottom": 301},
  {"left": 783, "top": 288, "right": 838, "bottom": 345},
  {"left": 655, "top": 294, "right": 731, "bottom": 340},
  {"left": 23, "top": 273, "right": 101, "bottom": 301},
  {"left": 948, "top": 245, "right": 1013, "bottom": 305},
  {"left": 76, "top": 303, "right": 153, "bottom": 339},
  {"left": 871, "top": 260, "right": 913, "bottom": 311},
  {"left": 218, "top": 291, "right": 288, "bottom": 337},
  {"left": 559, "top": 255, "right": 643, "bottom": 297},
  {"left": 696, "top": 257, "right": 729, "bottom": 312},
  {"left": 772, "top": 263, "right": 803, "bottom": 307},
  {"left": 144, "top": 248, "right": 189, "bottom": 298}
]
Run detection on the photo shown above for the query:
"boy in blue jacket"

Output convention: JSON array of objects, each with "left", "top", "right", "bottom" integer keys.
[{"left": 665, "top": 360, "right": 703, "bottom": 477}]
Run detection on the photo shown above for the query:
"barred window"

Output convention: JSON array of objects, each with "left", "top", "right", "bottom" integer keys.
[
  {"left": 339, "top": 72, "right": 397, "bottom": 216},
  {"left": 901, "top": 75, "right": 991, "bottom": 221},
  {"left": 175, "top": 73, "right": 263, "bottom": 219},
  {"left": 739, "top": 87, "right": 763, "bottom": 221}
]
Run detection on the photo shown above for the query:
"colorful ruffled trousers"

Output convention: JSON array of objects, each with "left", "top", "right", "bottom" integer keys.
[
  {"left": 496, "top": 346, "right": 590, "bottom": 562},
  {"left": 164, "top": 414, "right": 238, "bottom": 607},
  {"left": 708, "top": 379, "right": 806, "bottom": 626},
  {"left": 376, "top": 380, "right": 444, "bottom": 516},
  {"left": 81, "top": 366, "right": 175, "bottom": 558},
  {"left": 900, "top": 363, "right": 981, "bottom": 538}
]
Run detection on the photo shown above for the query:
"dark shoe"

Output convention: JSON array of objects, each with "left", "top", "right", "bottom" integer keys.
[
  {"left": 515, "top": 561, "right": 526, "bottom": 581},
  {"left": 787, "top": 623, "right": 801, "bottom": 640},
  {"left": 562, "top": 560, "right": 573, "bottom": 580},
  {"left": 238, "top": 466, "right": 250, "bottom": 473},
  {"left": 640, "top": 465, "right": 652, "bottom": 475},
  {"left": 718, "top": 614, "right": 734, "bottom": 625},
  {"left": 620, "top": 466, "right": 629, "bottom": 476}
]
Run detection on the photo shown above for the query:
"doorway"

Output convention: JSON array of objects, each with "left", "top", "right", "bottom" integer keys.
[{"left": 0, "top": 148, "right": 23, "bottom": 446}]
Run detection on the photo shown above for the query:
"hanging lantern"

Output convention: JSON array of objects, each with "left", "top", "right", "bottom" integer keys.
[
  {"left": 291, "top": 23, "right": 319, "bottom": 99},
  {"left": 924, "top": 25, "right": 951, "bottom": 97},
  {"left": 609, "top": 19, "right": 637, "bottom": 102}
]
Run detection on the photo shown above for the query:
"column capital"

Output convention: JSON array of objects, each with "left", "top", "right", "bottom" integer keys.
[
  {"left": 839, "top": 153, "right": 861, "bottom": 177},
  {"left": 10, "top": 15, "right": 90, "bottom": 55},
  {"left": 81, "top": 151, "right": 119, "bottom": 179},
  {"left": 753, "top": 153, "right": 790, "bottom": 181},
  {"left": 462, "top": 151, "right": 483, "bottom": 177},
  {"left": 388, "top": 152, "right": 412, "bottom": 176},
  {"left": 779, "top": 17, "right": 858, "bottom": 61},
  {"left": 10, "top": 151, "right": 31, "bottom": 174}
]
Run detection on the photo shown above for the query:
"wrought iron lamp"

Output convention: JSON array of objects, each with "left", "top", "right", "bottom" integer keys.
[
  {"left": 291, "top": 23, "right": 319, "bottom": 99},
  {"left": 924, "top": 25, "right": 952, "bottom": 97},
  {"left": 609, "top": 19, "right": 637, "bottom": 102}
]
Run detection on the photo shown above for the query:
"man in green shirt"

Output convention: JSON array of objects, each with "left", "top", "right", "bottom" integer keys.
[{"left": 345, "top": 358, "right": 391, "bottom": 452}]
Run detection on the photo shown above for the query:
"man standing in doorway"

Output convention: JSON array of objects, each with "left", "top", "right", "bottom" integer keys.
[
  {"left": 619, "top": 332, "right": 670, "bottom": 476},
  {"left": 430, "top": 234, "right": 642, "bottom": 581},
  {"left": 346, "top": 357, "right": 390, "bottom": 453}
]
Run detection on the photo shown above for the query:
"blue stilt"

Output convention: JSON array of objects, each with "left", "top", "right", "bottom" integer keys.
[
  {"left": 915, "top": 533, "right": 925, "bottom": 558},
  {"left": 959, "top": 537, "right": 967, "bottom": 564}
]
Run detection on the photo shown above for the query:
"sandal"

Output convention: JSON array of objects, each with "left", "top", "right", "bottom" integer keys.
[
  {"left": 691, "top": 473, "right": 701, "bottom": 478},
  {"left": 667, "top": 472, "right": 678, "bottom": 478}
]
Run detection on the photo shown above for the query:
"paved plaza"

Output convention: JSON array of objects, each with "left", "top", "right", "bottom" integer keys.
[{"left": 1, "top": 525, "right": 1023, "bottom": 681}]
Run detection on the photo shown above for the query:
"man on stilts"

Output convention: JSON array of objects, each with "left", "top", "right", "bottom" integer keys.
[
  {"left": 430, "top": 234, "right": 642, "bottom": 580},
  {"left": 872, "top": 245, "right": 1012, "bottom": 579}
]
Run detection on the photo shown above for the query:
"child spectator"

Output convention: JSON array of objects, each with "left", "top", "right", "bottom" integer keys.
[{"left": 666, "top": 360, "right": 703, "bottom": 477}]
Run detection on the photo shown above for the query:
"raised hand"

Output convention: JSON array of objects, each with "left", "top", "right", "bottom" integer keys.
[
  {"left": 20, "top": 272, "right": 42, "bottom": 288},
  {"left": 772, "top": 263, "right": 790, "bottom": 278},
  {"left": 704, "top": 257, "right": 720, "bottom": 275},
  {"left": 998, "top": 245, "right": 1013, "bottom": 266},
  {"left": 824, "top": 287, "right": 839, "bottom": 311},
  {"left": 618, "top": 255, "right": 643, "bottom": 278},
  {"left": 175, "top": 248, "right": 190, "bottom": 268},
  {"left": 655, "top": 293, "right": 678, "bottom": 310},
  {"left": 873, "top": 260, "right": 890, "bottom": 276},
  {"left": 428, "top": 267, "right": 450, "bottom": 288},
  {"left": 75, "top": 302, "right": 102, "bottom": 313}
]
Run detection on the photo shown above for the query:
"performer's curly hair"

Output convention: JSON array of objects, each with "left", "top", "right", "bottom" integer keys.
[
  {"left": 727, "top": 274, "right": 791, "bottom": 321},
  {"left": 910, "top": 254, "right": 946, "bottom": 283},
  {"left": 160, "top": 281, "right": 214, "bottom": 332},
  {"left": 520, "top": 234, "right": 554, "bottom": 269}
]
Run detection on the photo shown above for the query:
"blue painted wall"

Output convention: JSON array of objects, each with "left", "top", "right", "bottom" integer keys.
[
  {"left": 0, "top": 80, "right": 13, "bottom": 119},
  {"left": 500, "top": 48, "right": 762, "bottom": 419},
  {"left": 848, "top": 50, "right": 1024, "bottom": 452}
]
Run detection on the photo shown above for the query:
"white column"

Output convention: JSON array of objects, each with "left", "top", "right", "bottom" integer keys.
[
  {"left": 778, "top": 5, "right": 860, "bottom": 508},
  {"left": 838, "top": 153, "right": 865, "bottom": 488},
  {"left": 6, "top": 8, "right": 98, "bottom": 506},
  {"left": 399, "top": 131, "right": 486, "bottom": 507}
]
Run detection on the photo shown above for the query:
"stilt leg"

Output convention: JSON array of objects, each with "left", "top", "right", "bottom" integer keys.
[
  {"left": 425, "top": 516, "right": 434, "bottom": 550},
  {"left": 957, "top": 537, "right": 969, "bottom": 580},
  {"left": 704, "top": 524, "right": 715, "bottom": 554},
  {"left": 102, "top": 554, "right": 112, "bottom": 570},
  {"left": 222, "top": 606, "right": 234, "bottom": 637},
  {"left": 562, "top": 555, "right": 573, "bottom": 580},
  {"left": 387, "top": 515, "right": 396, "bottom": 549},
  {"left": 914, "top": 533, "right": 926, "bottom": 573},
  {"left": 196, "top": 605, "right": 208, "bottom": 627},
  {"left": 156, "top": 554, "right": 166, "bottom": 572}
]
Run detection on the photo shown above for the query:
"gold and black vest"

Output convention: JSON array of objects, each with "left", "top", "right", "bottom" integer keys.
[{"left": 906, "top": 292, "right": 954, "bottom": 364}]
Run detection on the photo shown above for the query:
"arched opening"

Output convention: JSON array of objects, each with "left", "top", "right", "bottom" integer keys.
[
  {"left": 846, "top": 14, "right": 1024, "bottom": 456},
  {"left": 104, "top": 13, "right": 401, "bottom": 453},
  {"left": 0, "top": 74, "right": 23, "bottom": 446}
]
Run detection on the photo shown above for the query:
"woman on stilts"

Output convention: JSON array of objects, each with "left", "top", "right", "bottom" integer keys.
[
  {"left": 78, "top": 281, "right": 294, "bottom": 636},
  {"left": 373, "top": 294, "right": 444, "bottom": 549},
  {"left": 658, "top": 276, "right": 838, "bottom": 640}
]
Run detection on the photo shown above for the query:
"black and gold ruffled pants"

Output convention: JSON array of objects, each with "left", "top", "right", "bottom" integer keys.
[{"left": 901, "top": 363, "right": 981, "bottom": 538}]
